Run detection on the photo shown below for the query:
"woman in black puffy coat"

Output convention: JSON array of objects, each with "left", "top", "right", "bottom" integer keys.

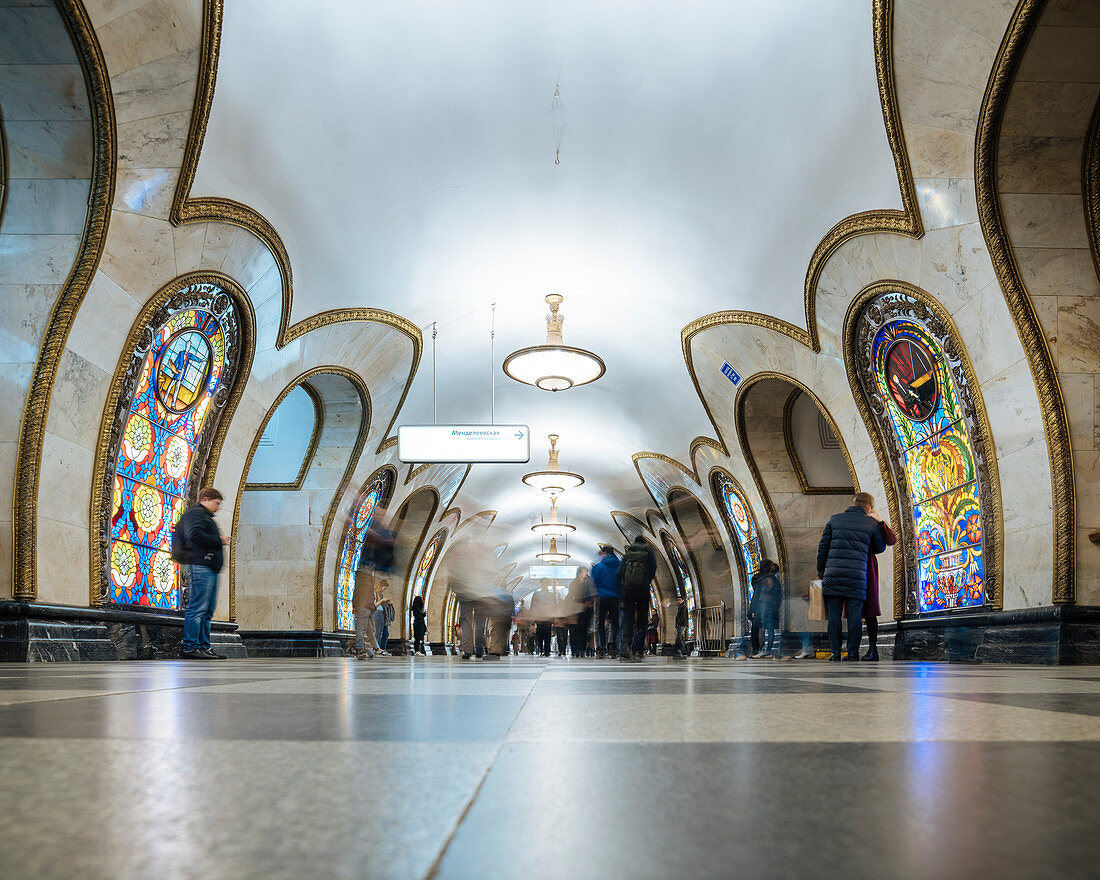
[{"left": 748, "top": 559, "right": 782, "bottom": 658}]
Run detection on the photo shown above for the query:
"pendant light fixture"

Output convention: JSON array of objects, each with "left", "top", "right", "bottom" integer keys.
[
  {"left": 536, "top": 536, "right": 570, "bottom": 564},
  {"left": 531, "top": 497, "right": 575, "bottom": 537},
  {"left": 502, "top": 294, "right": 605, "bottom": 392},
  {"left": 522, "top": 434, "right": 584, "bottom": 495}
]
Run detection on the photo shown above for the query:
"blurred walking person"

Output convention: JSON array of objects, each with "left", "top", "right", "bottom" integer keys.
[
  {"left": 591, "top": 544, "right": 621, "bottom": 658},
  {"left": 748, "top": 560, "right": 782, "bottom": 658},
  {"left": 862, "top": 510, "right": 897, "bottom": 661},
  {"left": 618, "top": 536, "right": 657, "bottom": 661},
  {"left": 410, "top": 594, "right": 427, "bottom": 655}
]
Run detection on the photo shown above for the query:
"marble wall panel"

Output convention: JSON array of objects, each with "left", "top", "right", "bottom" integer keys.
[
  {"left": 1001, "top": 194, "right": 1089, "bottom": 249},
  {"left": 0, "top": 283, "right": 55, "bottom": 365},
  {"left": 0, "top": 65, "right": 87, "bottom": 120},
  {"left": 1003, "top": 81, "right": 1100, "bottom": 136},
  {"left": 998, "top": 136, "right": 1086, "bottom": 194},
  {"left": 95, "top": 0, "right": 199, "bottom": 73},
  {"left": 915, "top": 178, "right": 978, "bottom": 231},
  {"left": 999, "top": 441, "right": 1057, "bottom": 535},
  {"left": 83, "top": 0, "right": 153, "bottom": 27},
  {"left": 894, "top": 60, "right": 984, "bottom": 133},
  {"left": 1076, "top": 530, "right": 1100, "bottom": 605},
  {"left": 35, "top": 517, "right": 91, "bottom": 606},
  {"left": 116, "top": 110, "right": 190, "bottom": 170},
  {"left": 197, "top": 223, "right": 236, "bottom": 271},
  {"left": 1095, "top": 381, "right": 1100, "bottom": 449},
  {"left": 1015, "top": 26, "right": 1100, "bottom": 83},
  {"left": 919, "top": 222, "right": 998, "bottom": 303},
  {"left": 1014, "top": 247, "right": 1100, "bottom": 299},
  {"left": 113, "top": 167, "right": 176, "bottom": 220},
  {"left": 47, "top": 348, "right": 109, "bottom": 450},
  {"left": 952, "top": 280, "right": 1032, "bottom": 383},
  {"left": 36, "top": 431, "right": 93, "bottom": 530},
  {"left": 904, "top": 123, "right": 973, "bottom": 179},
  {"left": 0, "top": 440, "right": 16, "bottom": 514},
  {"left": 3, "top": 120, "right": 93, "bottom": 179},
  {"left": 2, "top": 179, "right": 90, "bottom": 234},
  {"left": 1043, "top": 0, "right": 1100, "bottom": 29},
  {"left": 894, "top": 0, "right": 1001, "bottom": 94},
  {"left": 902, "top": 0, "right": 1017, "bottom": 42},
  {"left": 0, "top": 5, "right": 75, "bottom": 63},
  {"left": 0, "top": 520, "right": 11, "bottom": 601},
  {"left": 0, "top": 233, "right": 82, "bottom": 284},
  {"left": 1075, "top": 448, "right": 1100, "bottom": 527},
  {"left": 1055, "top": 297, "right": 1100, "bottom": 373},
  {"left": 979, "top": 358, "right": 1048, "bottom": 461},
  {"left": 171, "top": 222, "right": 206, "bottom": 274},
  {"left": 249, "top": 524, "right": 322, "bottom": 562},
  {"left": 1002, "top": 523, "right": 1054, "bottom": 609},
  {"left": 98, "top": 209, "right": 175, "bottom": 296},
  {"left": 111, "top": 46, "right": 199, "bottom": 125},
  {"left": 64, "top": 272, "right": 143, "bottom": 374},
  {"left": 221, "top": 231, "right": 279, "bottom": 292}
]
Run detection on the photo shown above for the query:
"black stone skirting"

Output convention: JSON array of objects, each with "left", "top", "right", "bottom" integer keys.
[
  {"left": 236, "top": 630, "right": 350, "bottom": 658},
  {"left": 0, "top": 601, "right": 246, "bottom": 661}
]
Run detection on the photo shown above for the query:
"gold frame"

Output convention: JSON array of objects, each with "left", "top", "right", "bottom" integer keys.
[
  {"left": 89, "top": 271, "right": 256, "bottom": 607},
  {"left": 13, "top": 0, "right": 116, "bottom": 600},
  {"left": 841, "top": 280, "right": 1004, "bottom": 617},
  {"left": 975, "top": 0, "right": 1075, "bottom": 604},
  {"left": 1085, "top": 91, "right": 1100, "bottom": 285},
  {"left": 388, "top": 486, "right": 441, "bottom": 637},
  {"left": 0, "top": 104, "right": 8, "bottom": 230},
  {"left": 781, "top": 388, "right": 857, "bottom": 496},
  {"left": 227, "top": 366, "right": 371, "bottom": 627},
  {"left": 666, "top": 486, "right": 731, "bottom": 610},
  {"left": 242, "top": 381, "right": 324, "bottom": 492},
  {"left": 170, "top": 0, "right": 421, "bottom": 458}
]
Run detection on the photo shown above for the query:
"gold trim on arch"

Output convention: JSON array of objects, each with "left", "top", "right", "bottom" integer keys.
[
  {"left": 975, "top": 0, "right": 1075, "bottom": 604},
  {"left": 1085, "top": 90, "right": 1100, "bottom": 286},
  {"left": 841, "top": 280, "right": 1004, "bottom": 617},
  {"left": 781, "top": 388, "right": 857, "bottom": 496},
  {"left": 242, "top": 381, "right": 324, "bottom": 492},
  {"left": 89, "top": 271, "right": 257, "bottom": 606},
  {"left": 170, "top": 0, "right": 422, "bottom": 457},
  {"left": 13, "top": 0, "right": 116, "bottom": 599},
  {"left": 679, "top": 0, "right": 922, "bottom": 461},
  {"left": 390, "top": 487, "right": 441, "bottom": 636},
  {"left": 227, "top": 366, "right": 370, "bottom": 628}
]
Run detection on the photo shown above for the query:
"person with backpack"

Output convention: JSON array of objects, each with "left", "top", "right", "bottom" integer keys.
[
  {"left": 590, "top": 544, "right": 621, "bottom": 658},
  {"left": 617, "top": 536, "right": 657, "bottom": 661},
  {"left": 174, "top": 487, "right": 232, "bottom": 660},
  {"left": 374, "top": 581, "right": 395, "bottom": 655}
]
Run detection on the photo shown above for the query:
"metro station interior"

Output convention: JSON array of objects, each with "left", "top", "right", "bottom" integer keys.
[{"left": 2, "top": 1, "right": 1099, "bottom": 877}]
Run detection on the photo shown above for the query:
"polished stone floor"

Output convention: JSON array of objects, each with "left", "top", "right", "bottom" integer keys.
[{"left": 3, "top": 657, "right": 1100, "bottom": 880}]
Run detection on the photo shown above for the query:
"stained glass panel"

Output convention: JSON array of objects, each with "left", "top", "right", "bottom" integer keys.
[
  {"left": 108, "top": 300, "right": 229, "bottom": 608},
  {"left": 711, "top": 469, "right": 762, "bottom": 601},
  {"left": 871, "top": 317, "right": 985, "bottom": 611},
  {"left": 335, "top": 471, "right": 394, "bottom": 631},
  {"left": 412, "top": 530, "right": 446, "bottom": 600},
  {"left": 661, "top": 533, "right": 696, "bottom": 637}
]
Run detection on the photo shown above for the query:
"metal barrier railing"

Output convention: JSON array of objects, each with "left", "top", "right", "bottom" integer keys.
[{"left": 692, "top": 601, "right": 726, "bottom": 654}]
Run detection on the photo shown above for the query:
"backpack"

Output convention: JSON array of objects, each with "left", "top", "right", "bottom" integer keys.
[
  {"left": 620, "top": 548, "right": 650, "bottom": 590},
  {"left": 170, "top": 515, "right": 190, "bottom": 564}
]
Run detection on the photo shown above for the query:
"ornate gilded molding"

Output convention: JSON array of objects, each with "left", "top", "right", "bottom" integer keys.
[
  {"left": 90, "top": 272, "right": 256, "bottom": 606},
  {"left": 13, "top": 0, "right": 116, "bottom": 599},
  {"left": 706, "top": 465, "right": 761, "bottom": 617},
  {"left": 1085, "top": 90, "right": 1100, "bottom": 285},
  {"left": 611, "top": 510, "right": 651, "bottom": 545},
  {"left": 0, "top": 106, "right": 8, "bottom": 230},
  {"left": 780, "top": 388, "right": 858, "bottom": 496},
  {"left": 679, "top": 0, "right": 922, "bottom": 460},
  {"left": 842, "top": 280, "right": 1004, "bottom": 618},
  {"left": 171, "top": 0, "right": 422, "bottom": 457},
  {"left": 458, "top": 510, "right": 498, "bottom": 530},
  {"left": 378, "top": 436, "right": 398, "bottom": 452},
  {"left": 390, "top": 487, "right": 441, "bottom": 631},
  {"left": 975, "top": 0, "right": 1075, "bottom": 604},
  {"left": 242, "top": 381, "right": 323, "bottom": 491}
]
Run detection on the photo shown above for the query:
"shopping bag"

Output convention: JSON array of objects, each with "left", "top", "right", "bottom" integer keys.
[{"left": 808, "top": 580, "right": 825, "bottom": 621}]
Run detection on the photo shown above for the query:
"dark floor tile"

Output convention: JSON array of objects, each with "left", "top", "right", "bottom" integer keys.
[
  {"left": 938, "top": 692, "right": 1100, "bottom": 716},
  {"left": 435, "top": 741, "right": 1100, "bottom": 880},
  {"left": 0, "top": 692, "right": 527, "bottom": 742}
]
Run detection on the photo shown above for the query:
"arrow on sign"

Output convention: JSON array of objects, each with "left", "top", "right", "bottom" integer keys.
[{"left": 515, "top": 430, "right": 524, "bottom": 440}]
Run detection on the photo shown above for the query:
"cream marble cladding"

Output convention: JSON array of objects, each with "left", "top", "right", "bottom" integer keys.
[
  {"left": 18, "top": 0, "right": 421, "bottom": 611},
  {"left": 235, "top": 374, "right": 363, "bottom": 631},
  {"left": 0, "top": 1, "right": 94, "bottom": 598},
  {"left": 996, "top": 4, "right": 1100, "bottom": 603}
]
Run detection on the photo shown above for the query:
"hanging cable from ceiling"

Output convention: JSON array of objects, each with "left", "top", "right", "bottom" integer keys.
[{"left": 548, "top": 81, "right": 566, "bottom": 165}]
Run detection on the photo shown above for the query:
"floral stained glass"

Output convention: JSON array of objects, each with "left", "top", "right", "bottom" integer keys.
[
  {"left": 712, "top": 470, "right": 762, "bottom": 601},
  {"left": 109, "top": 305, "right": 229, "bottom": 608},
  {"left": 335, "top": 470, "right": 395, "bottom": 631},
  {"left": 412, "top": 530, "right": 446, "bottom": 601},
  {"left": 871, "top": 319, "right": 984, "bottom": 611}
]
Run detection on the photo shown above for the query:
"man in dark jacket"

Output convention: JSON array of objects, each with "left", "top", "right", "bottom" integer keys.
[
  {"left": 177, "top": 487, "right": 231, "bottom": 659},
  {"left": 617, "top": 536, "right": 657, "bottom": 661},
  {"left": 674, "top": 595, "right": 690, "bottom": 658},
  {"left": 817, "top": 492, "right": 887, "bottom": 662},
  {"left": 590, "top": 544, "right": 621, "bottom": 657}
]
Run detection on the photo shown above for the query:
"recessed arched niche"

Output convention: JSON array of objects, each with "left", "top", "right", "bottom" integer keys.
[{"left": 333, "top": 466, "right": 397, "bottom": 631}]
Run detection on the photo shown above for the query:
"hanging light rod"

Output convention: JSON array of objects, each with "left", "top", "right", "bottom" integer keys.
[
  {"left": 531, "top": 497, "right": 575, "bottom": 537},
  {"left": 522, "top": 434, "right": 584, "bottom": 495},
  {"left": 535, "top": 536, "right": 570, "bottom": 564},
  {"left": 502, "top": 294, "right": 605, "bottom": 392}
]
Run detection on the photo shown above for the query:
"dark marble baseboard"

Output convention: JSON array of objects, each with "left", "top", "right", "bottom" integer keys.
[
  {"left": 237, "top": 630, "right": 349, "bottom": 658},
  {"left": 0, "top": 601, "right": 245, "bottom": 661}
]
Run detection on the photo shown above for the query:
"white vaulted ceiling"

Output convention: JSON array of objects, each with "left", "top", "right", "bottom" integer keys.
[{"left": 191, "top": 0, "right": 902, "bottom": 574}]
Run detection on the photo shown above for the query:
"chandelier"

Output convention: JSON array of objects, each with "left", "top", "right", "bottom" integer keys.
[
  {"left": 535, "top": 537, "right": 570, "bottom": 564},
  {"left": 531, "top": 497, "right": 575, "bottom": 537},
  {"left": 522, "top": 434, "right": 584, "bottom": 495},
  {"left": 502, "top": 294, "right": 605, "bottom": 392}
]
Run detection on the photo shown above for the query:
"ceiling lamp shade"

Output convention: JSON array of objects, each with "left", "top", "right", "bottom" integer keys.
[
  {"left": 522, "top": 434, "right": 584, "bottom": 495},
  {"left": 531, "top": 497, "right": 576, "bottom": 537},
  {"left": 502, "top": 294, "right": 605, "bottom": 392},
  {"left": 535, "top": 537, "right": 570, "bottom": 564}
]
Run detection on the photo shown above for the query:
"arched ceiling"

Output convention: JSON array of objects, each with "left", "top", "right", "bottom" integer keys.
[{"left": 191, "top": 0, "right": 903, "bottom": 580}]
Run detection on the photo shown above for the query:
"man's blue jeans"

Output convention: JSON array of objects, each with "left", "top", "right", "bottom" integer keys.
[
  {"left": 826, "top": 595, "right": 863, "bottom": 659},
  {"left": 183, "top": 565, "right": 219, "bottom": 652}
]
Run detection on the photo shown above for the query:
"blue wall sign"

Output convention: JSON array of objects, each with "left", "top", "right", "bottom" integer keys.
[{"left": 721, "top": 362, "right": 741, "bottom": 386}]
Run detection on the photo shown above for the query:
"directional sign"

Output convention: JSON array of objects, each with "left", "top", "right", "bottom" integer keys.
[
  {"left": 529, "top": 565, "right": 579, "bottom": 580},
  {"left": 398, "top": 425, "right": 530, "bottom": 463},
  {"left": 721, "top": 362, "right": 741, "bottom": 387}
]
